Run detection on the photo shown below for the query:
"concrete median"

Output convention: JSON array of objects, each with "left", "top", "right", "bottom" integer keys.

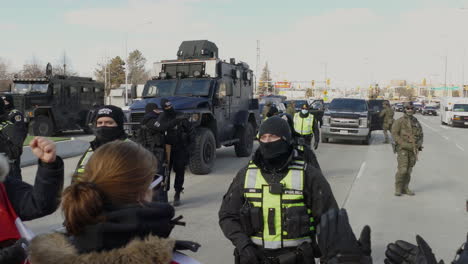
[{"left": 20, "top": 138, "right": 89, "bottom": 167}]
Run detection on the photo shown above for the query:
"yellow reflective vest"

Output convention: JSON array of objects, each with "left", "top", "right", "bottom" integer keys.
[
  {"left": 293, "top": 114, "right": 314, "bottom": 135},
  {"left": 243, "top": 159, "right": 314, "bottom": 249}
]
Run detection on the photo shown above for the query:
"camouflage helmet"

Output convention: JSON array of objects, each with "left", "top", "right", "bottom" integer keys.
[{"left": 403, "top": 102, "right": 414, "bottom": 108}]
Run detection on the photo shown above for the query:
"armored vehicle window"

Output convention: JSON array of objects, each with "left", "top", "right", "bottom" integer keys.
[
  {"left": 70, "top": 86, "right": 79, "bottom": 95},
  {"left": 12, "top": 83, "right": 30, "bottom": 94},
  {"left": 177, "top": 79, "right": 211, "bottom": 96},
  {"left": 218, "top": 81, "right": 227, "bottom": 98},
  {"left": 143, "top": 80, "right": 177, "bottom": 97},
  {"left": 234, "top": 80, "right": 241, "bottom": 98},
  {"left": 82, "top": 87, "right": 90, "bottom": 93},
  {"left": 53, "top": 84, "right": 61, "bottom": 95},
  {"left": 94, "top": 87, "right": 101, "bottom": 93},
  {"left": 12, "top": 83, "right": 48, "bottom": 94}
]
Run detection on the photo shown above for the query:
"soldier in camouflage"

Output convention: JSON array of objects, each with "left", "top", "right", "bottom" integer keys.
[
  {"left": 379, "top": 101, "right": 394, "bottom": 143},
  {"left": 391, "top": 102, "right": 423, "bottom": 196}
]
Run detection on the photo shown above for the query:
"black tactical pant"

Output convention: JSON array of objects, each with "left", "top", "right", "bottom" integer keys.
[{"left": 169, "top": 146, "right": 188, "bottom": 193}]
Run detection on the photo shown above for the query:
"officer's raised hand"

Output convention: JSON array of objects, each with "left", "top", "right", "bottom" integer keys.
[
  {"left": 384, "top": 235, "right": 442, "bottom": 264},
  {"left": 318, "top": 208, "right": 372, "bottom": 264},
  {"left": 29, "top": 137, "right": 56, "bottom": 163}
]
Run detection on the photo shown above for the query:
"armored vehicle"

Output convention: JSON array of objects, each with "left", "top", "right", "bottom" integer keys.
[
  {"left": 8, "top": 64, "right": 104, "bottom": 136},
  {"left": 127, "top": 40, "right": 260, "bottom": 175}
]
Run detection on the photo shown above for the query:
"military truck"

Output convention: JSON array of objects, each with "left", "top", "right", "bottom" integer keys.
[
  {"left": 8, "top": 64, "right": 104, "bottom": 136},
  {"left": 127, "top": 40, "right": 260, "bottom": 175}
]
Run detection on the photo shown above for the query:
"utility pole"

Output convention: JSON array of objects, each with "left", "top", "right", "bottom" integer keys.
[
  {"left": 63, "top": 51, "right": 67, "bottom": 76},
  {"left": 256, "top": 40, "right": 260, "bottom": 95},
  {"left": 444, "top": 55, "right": 448, "bottom": 97}
]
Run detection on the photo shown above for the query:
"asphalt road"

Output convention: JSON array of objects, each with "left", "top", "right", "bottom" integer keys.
[{"left": 20, "top": 113, "right": 467, "bottom": 263}]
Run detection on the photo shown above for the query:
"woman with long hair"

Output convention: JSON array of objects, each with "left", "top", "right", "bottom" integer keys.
[{"left": 29, "top": 141, "right": 177, "bottom": 264}]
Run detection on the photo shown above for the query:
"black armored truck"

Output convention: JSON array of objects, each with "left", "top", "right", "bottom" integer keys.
[
  {"left": 7, "top": 64, "right": 104, "bottom": 136},
  {"left": 127, "top": 40, "right": 260, "bottom": 174}
]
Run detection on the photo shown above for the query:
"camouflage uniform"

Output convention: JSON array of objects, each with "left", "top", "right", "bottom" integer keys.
[
  {"left": 379, "top": 103, "right": 394, "bottom": 143},
  {"left": 262, "top": 102, "right": 272, "bottom": 118},
  {"left": 391, "top": 105, "right": 423, "bottom": 196},
  {"left": 286, "top": 102, "right": 296, "bottom": 117}
]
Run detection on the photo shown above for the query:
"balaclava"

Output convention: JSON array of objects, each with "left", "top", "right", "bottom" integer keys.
[
  {"left": 258, "top": 116, "right": 293, "bottom": 168},
  {"left": 161, "top": 98, "right": 176, "bottom": 117},
  {"left": 93, "top": 105, "right": 125, "bottom": 144}
]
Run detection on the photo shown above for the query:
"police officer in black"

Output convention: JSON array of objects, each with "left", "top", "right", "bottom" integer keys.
[
  {"left": 219, "top": 116, "right": 338, "bottom": 264},
  {"left": 73, "top": 105, "right": 128, "bottom": 183},
  {"left": 155, "top": 98, "right": 191, "bottom": 206},
  {"left": 0, "top": 99, "right": 24, "bottom": 180},
  {"left": 137, "top": 103, "right": 167, "bottom": 201},
  {"left": 278, "top": 113, "right": 321, "bottom": 170},
  {"left": 1, "top": 94, "right": 27, "bottom": 180}
]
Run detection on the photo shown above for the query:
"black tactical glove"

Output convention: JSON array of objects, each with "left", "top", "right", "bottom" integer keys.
[
  {"left": 174, "top": 240, "right": 201, "bottom": 252},
  {"left": 452, "top": 233, "right": 468, "bottom": 264},
  {"left": 318, "top": 208, "right": 372, "bottom": 264},
  {"left": 0, "top": 238, "right": 29, "bottom": 264},
  {"left": 314, "top": 141, "right": 319, "bottom": 150},
  {"left": 384, "top": 235, "right": 443, "bottom": 264},
  {"left": 239, "top": 244, "right": 262, "bottom": 264}
]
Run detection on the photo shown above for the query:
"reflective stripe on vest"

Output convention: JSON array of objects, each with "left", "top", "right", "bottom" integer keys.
[
  {"left": 293, "top": 114, "right": 314, "bottom": 135},
  {"left": 74, "top": 139, "right": 130, "bottom": 182},
  {"left": 243, "top": 159, "right": 314, "bottom": 249},
  {"left": 74, "top": 147, "right": 94, "bottom": 182},
  {"left": 0, "top": 121, "right": 13, "bottom": 131}
]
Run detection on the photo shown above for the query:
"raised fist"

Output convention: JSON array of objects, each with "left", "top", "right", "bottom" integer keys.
[{"left": 29, "top": 137, "right": 56, "bottom": 163}]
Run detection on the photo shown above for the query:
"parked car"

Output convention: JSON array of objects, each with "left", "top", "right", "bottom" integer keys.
[
  {"left": 393, "top": 103, "right": 404, "bottom": 112},
  {"left": 421, "top": 105, "right": 438, "bottom": 116},
  {"left": 413, "top": 102, "right": 424, "bottom": 113}
]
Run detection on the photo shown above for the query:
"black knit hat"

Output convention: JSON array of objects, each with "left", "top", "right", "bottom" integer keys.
[
  {"left": 94, "top": 105, "right": 125, "bottom": 128},
  {"left": 145, "top": 103, "right": 159, "bottom": 113},
  {"left": 1, "top": 94, "right": 14, "bottom": 109},
  {"left": 258, "top": 116, "right": 292, "bottom": 143},
  {"left": 160, "top": 98, "right": 172, "bottom": 108}
]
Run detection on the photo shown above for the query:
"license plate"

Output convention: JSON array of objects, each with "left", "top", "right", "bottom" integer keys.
[{"left": 340, "top": 130, "right": 349, "bottom": 135}]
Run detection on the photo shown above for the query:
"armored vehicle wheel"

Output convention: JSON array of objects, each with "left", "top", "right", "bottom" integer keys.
[
  {"left": 32, "top": 116, "right": 55, "bottom": 136},
  {"left": 234, "top": 123, "right": 254, "bottom": 157},
  {"left": 189, "top": 128, "right": 216, "bottom": 175}
]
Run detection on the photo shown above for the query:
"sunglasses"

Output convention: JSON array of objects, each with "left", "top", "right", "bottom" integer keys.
[{"left": 406, "top": 107, "right": 414, "bottom": 110}]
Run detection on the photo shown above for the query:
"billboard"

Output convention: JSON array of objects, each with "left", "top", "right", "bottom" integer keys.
[{"left": 275, "top": 81, "right": 291, "bottom": 89}]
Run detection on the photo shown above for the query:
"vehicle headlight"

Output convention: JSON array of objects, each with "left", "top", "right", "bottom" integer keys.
[
  {"left": 189, "top": 113, "right": 200, "bottom": 122},
  {"left": 453, "top": 115, "right": 461, "bottom": 120},
  {"left": 359, "top": 117, "right": 368, "bottom": 127},
  {"left": 27, "top": 111, "right": 34, "bottom": 117},
  {"left": 323, "top": 116, "right": 330, "bottom": 125}
]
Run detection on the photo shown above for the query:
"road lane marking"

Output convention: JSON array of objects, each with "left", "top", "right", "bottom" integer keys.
[
  {"left": 342, "top": 162, "right": 366, "bottom": 208},
  {"left": 420, "top": 120, "right": 438, "bottom": 133},
  {"left": 442, "top": 135, "right": 449, "bottom": 140},
  {"left": 456, "top": 144, "right": 465, "bottom": 151}
]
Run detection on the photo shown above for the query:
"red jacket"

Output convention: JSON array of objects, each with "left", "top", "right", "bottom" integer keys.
[{"left": 0, "top": 183, "right": 21, "bottom": 243}]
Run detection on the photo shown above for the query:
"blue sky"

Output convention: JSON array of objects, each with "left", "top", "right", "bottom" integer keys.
[{"left": 2, "top": 0, "right": 468, "bottom": 87}]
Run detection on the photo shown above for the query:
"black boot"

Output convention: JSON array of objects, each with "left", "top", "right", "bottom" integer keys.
[{"left": 173, "top": 191, "right": 181, "bottom": 206}]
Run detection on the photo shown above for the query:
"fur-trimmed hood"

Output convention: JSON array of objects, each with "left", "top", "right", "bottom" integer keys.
[{"left": 29, "top": 232, "right": 175, "bottom": 264}]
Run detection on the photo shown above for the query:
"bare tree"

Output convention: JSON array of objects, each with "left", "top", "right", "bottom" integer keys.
[
  {"left": 0, "top": 58, "right": 11, "bottom": 79},
  {"left": 53, "top": 52, "right": 78, "bottom": 76}
]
